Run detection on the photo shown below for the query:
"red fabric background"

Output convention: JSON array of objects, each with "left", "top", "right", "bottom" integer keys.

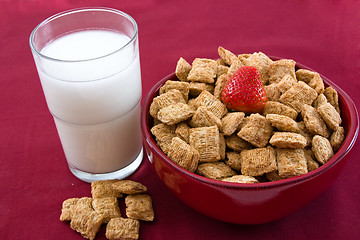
[{"left": 0, "top": 0, "right": 359, "bottom": 239}]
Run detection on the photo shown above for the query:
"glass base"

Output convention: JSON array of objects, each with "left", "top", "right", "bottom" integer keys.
[{"left": 68, "top": 148, "right": 143, "bottom": 183}]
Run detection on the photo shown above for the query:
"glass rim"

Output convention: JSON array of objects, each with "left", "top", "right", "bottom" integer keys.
[{"left": 29, "top": 7, "right": 138, "bottom": 63}]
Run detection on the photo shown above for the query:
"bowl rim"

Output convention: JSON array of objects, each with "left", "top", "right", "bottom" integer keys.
[{"left": 141, "top": 57, "right": 359, "bottom": 190}]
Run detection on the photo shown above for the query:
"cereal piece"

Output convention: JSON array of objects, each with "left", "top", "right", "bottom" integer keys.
[
  {"left": 268, "top": 59, "right": 296, "bottom": 84},
  {"left": 189, "top": 126, "right": 221, "bottom": 162},
  {"left": 106, "top": 217, "right": 140, "bottom": 240},
  {"left": 279, "top": 81, "right": 318, "bottom": 113},
  {"left": 168, "top": 137, "right": 200, "bottom": 172},
  {"left": 301, "top": 104, "right": 330, "bottom": 138},
  {"left": 189, "top": 106, "right": 222, "bottom": 129},
  {"left": 197, "top": 161, "right": 236, "bottom": 179},
  {"left": 265, "top": 114, "right": 300, "bottom": 132},
  {"left": 225, "top": 134, "right": 253, "bottom": 152},
  {"left": 308, "top": 73, "right": 325, "bottom": 94},
  {"left": 92, "top": 197, "right": 121, "bottom": 223},
  {"left": 295, "top": 69, "right": 316, "bottom": 83},
  {"left": 312, "top": 135, "right": 334, "bottom": 164},
  {"left": 313, "top": 93, "right": 328, "bottom": 109},
  {"left": 112, "top": 180, "right": 147, "bottom": 195},
  {"left": 194, "top": 90, "right": 228, "bottom": 118},
  {"left": 240, "top": 147, "right": 277, "bottom": 176},
  {"left": 277, "top": 74, "right": 297, "bottom": 94},
  {"left": 91, "top": 180, "right": 122, "bottom": 199},
  {"left": 219, "top": 133, "right": 226, "bottom": 160},
  {"left": 238, "top": 53, "right": 252, "bottom": 63},
  {"left": 175, "top": 57, "right": 192, "bottom": 82},
  {"left": 224, "top": 151, "right": 242, "bottom": 171},
  {"left": 189, "top": 82, "right": 214, "bottom": 96},
  {"left": 276, "top": 148, "right": 308, "bottom": 179},
  {"left": 157, "top": 103, "right": 194, "bottom": 125},
  {"left": 125, "top": 194, "right": 154, "bottom": 221},
  {"left": 227, "top": 59, "right": 244, "bottom": 76},
  {"left": 150, "top": 89, "right": 186, "bottom": 118},
  {"left": 187, "top": 58, "right": 217, "bottom": 84},
  {"left": 244, "top": 52, "right": 273, "bottom": 85},
  {"left": 265, "top": 170, "right": 283, "bottom": 182},
  {"left": 263, "top": 101, "right": 298, "bottom": 120},
  {"left": 60, "top": 198, "right": 79, "bottom": 221},
  {"left": 70, "top": 197, "right": 103, "bottom": 240},
  {"left": 175, "top": 123, "right": 190, "bottom": 143},
  {"left": 218, "top": 46, "right": 240, "bottom": 65},
  {"left": 217, "top": 64, "right": 229, "bottom": 78},
  {"left": 221, "top": 112, "right": 245, "bottom": 136},
  {"left": 302, "top": 149, "right": 319, "bottom": 172},
  {"left": 297, "top": 121, "right": 313, "bottom": 147},
  {"left": 237, "top": 113, "right": 273, "bottom": 148},
  {"left": 317, "top": 102, "right": 342, "bottom": 131},
  {"left": 217, "top": 58, "right": 227, "bottom": 66},
  {"left": 330, "top": 126, "right": 345, "bottom": 152},
  {"left": 159, "top": 80, "right": 190, "bottom": 101},
  {"left": 324, "top": 86, "right": 340, "bottom": 113},
  {"left": 264, "top": 84, "right": 281, "bottom": 101},
  {"left": 222, "top": 175, "right": 259, "bottom": 183},
  {"left": 269, "top": 132, "right": 307, "bottom": 148},
  {"left": 150, "top": 123, "right": 176, "bottom": 154},
  {"left": 214, "top": 73, "right": 229, "bottom": 99}
]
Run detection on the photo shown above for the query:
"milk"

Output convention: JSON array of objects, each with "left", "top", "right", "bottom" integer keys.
[{"left": 36, "top": 30, "right": 142, "bottom": 174}]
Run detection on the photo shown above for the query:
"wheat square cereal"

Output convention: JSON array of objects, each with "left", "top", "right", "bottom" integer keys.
[
  {"left": 276, "top": 148, "right": 308, "bottom": 179},
  {"left": 150, "top": 123, "right": 177, "bottom": 155},
  {"left": 313, "top": 93, "right": 328, "bottom": 109},
  {"left": 301, "top": 104, "right": 330, "bottom": 138},
  {"left": 237, "top": 113, "right": 273, "bottom": 148},
  {"left": 106, "top": 217, "right": 140, "bottom": 240},
  {"left": 175, "top": 57, "right": 192, "bottom": 82},
  {"left": 197, "top": 161, "right": 236, "bottom": 179},
  {"left": 265, "top": 170, "right": 283, "bottom": 182},
  {"left": 324, "top": 86, "right": 340, "bottom": 113},
  {"left": 214, "top": 73, "right": 230, "bottom": 99},
  {"left": 157, "top": 103, "right": 194, "bottom": 125},
  {"left": 112, "top": 180, "right": 147, "bottom": 195},
  {"left": 268, "top": 59, "right": 296, "bottom": 84},
  {"left": 189, "top": 82, "right": 214, "bottom": 96},
  {"left": 269, "top": 132, "right": 307, "bottom": 148},
  {"left": 60, "top": 198, "right": 79, "bottom": 221},
  {"left": 221, "top": 112, "right": 245, "bottom": 136},
  {"left": 265, "top": 114, "right": 300, "bottom": 132},
  {"left": 91, "top": 180, "right": 122, "bottom": 199},
  {"left": 159, "top": 80, "right": 190, "bottom": 101},
  {"left": 297, "top": 121, "right": 313, "bottom": 146},
  {"left": 189, "top": 106, "right": 222, "bottom": 129},
  {"left": 167, "top": 137, "right": 199, "bottom": 172},
  {"left": 189, "top": 126, "right": 221, "bottom": 162},
  {"left": 263, "top": 101, "right": 298, "bottom": 120},
  {"left": 330, "top": 126, "right": 345, "bottom": 152},
  {"left": 302, "top": 149, "right": 319, "bottom": 171},
  {"left": 175, "top": 122, "right": 191, "bottom": 143},
  {"left": 222, "top": 175, "right": 259, "bottom": 183},
  {"left": 227, "top": 60, "right": 244, "bottom": 76},
  {"left": 225, "top": 134, "right": 253, "bottom": 152},
  {"left": 240, "top": 146, "right": 277, "bottom": 176},
  {"left": 317, "top": 102, "right": 342, "bottom": 130},
  {"left": 277, "top": 74, "right": 297, "bottom": 94},
  {"left": 150, "top": 89, "right": 186, "bottom": 118},
  {"left": 243, "top": 52, "right": 273, "bottom": 85},
  {"left": 217, "top": 64, "right": 229, "bottom": 78},
  {"left": 295, "top": 69, "right": 316, "bottom": 83},
  {"left": 219, "top": 133, "right": 226, "bottom": 160},
  {"left": 125, "top": 194, "right": 154, "bottom": 221},
  {"left": 218, "top": 46, "right": 240, "bottom": 66},
  {"left": 264, "top": 84, "right": 281, "bottom": 101},
  {"left": 92, "top": 197, "right": 121, "bottom": 223},
  {"left": 187, "top": 58, "right": 217, "bottom": 83},
  {"left": 312, "top": 135, "right": 334, "bottom": 164},
  {"left": 194, "top": 90, "right": 228, "bottom": 118},
  {"left": 279, "top": 81, "right": 318, "bottom": 113},
  {"left": 238, "top": 53, "right": 252, "bottom": 64},
  {"left": 225, "top": 151, "right": 242, "bottom": 171},
  {"left": 308, "top": 73, "right": 325, "bottom": 94}
]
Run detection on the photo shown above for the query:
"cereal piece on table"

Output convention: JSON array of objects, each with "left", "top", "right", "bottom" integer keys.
[
  {"left": 219, "top": 133, "right": 226, "bottom": 160},
  {"left": 276, "top": 148, "right": 308, "bottom": 179},
  {"left": 218, "top": 46, "right": 240, "bottom": 66},
  {"left": 308, "top": 72, "right": 325, "bottom": 94},
  {"left": 189, "top": 126, "right": 221, "bottom": 162},
  {"left": 301, "top": 104, "right": 330, "bottom": 138},
  {"left": 221, "top": 112, "right": 245, "bottom": 136},
  {"left": 197, "top": 161, "right": 236, "bottom": 179},
  {"left": 243, "top": 52, "right": 273, "bottom": 85},
  {"left": 225, "top": 134, "right": 253, "bottom": 152},
  {"left": 268, "top": 59, "right": 296, "bottom": 84},
  {"left": 175, "top": 57, "right": 192, "bottom": 82},
  {"left": 91, "top": 180, "right": 122, "bottom": 199},
  {"left": 217, "top": 64, "right": 229, "bottom": 78},
  {"left": 159, "top": 80, "right": 190, "bottom": 101},
  {"left": 263, "top": 101, "right": 298, "bottom": 120},
  {"left": 277, "top": 74, "right": 297, "bottom": 94},
  {"left": 189, "top": 106, "right": 222, "bottom": 129},
  {"left": 312, "top": 135, "right": 334, "bottom": 164},
  {"left": 313, "top": 93, "right": 328, "bottom": 109},
  {"left": 265, "top": 114, "right": 300, "bottom": 132},
  {"left": 150, "top": 89, "right": 186, "bottom": 118},
  {"left": 265, "top": 170, "right": 283, "bottom": 182},
  {"left": 225, "top": 151, "right": 242, "bottom": 171},
  {"left": 60, "top": 198, "right": 79, "bottom": 221},
  {"left": 125, "top": 194, "right": 155, "bottom": 221},
  {"left": 92, "top": 197, "right": 121, "bottom": 223},
  {"left": 240, "top": 146, "right": 277, "bottom": 176},
  {"left": 167, "top": 137, "right": 199, "bottom": 172},
  {"left": 302, "top": 149, "right": 319, "bottom": 172},
  {"left": 187, "top": 58, "right": 217, "bottom": 84},
  {"left": 112, "top": 180, "right": 147, "bottom": 195},
  {"left": 330, "top": 126, "right": 345, "bottom": 152},
  {"left": 157, "top": 103, "right": 194, "bottom": 125},
  {"left": 297, "top": 121, "right": 313, "bottom": 147},
  {"left": 295, "top": 69, "right": 316, "bottom": 83},
  {"left": 279, "top": 81, "right": 318, "bottom": 113},
  {"left": 264, "top": 84, "right": 281, "bottom": 102},
  {"left": 269, "top": 132, "right": 307, "bottom": 148},
  {"left": 175, "top": 122, "right": 191, "bottom": 143},
  {"left": 194, "top": 90, "right": 228, "bottom": 118},
  {"left": 106, "top": 217, "right": 140, "bottom": 240},
  {"left": 324, "top": 86, "right": 340, "bottom": 113},
  {"left": 70, "top": 197, "right": 103, "bottom": 240},
  {"left": 237, "top": 113, "right": 273, "bottom": 148},
  {"left": 222, "top": 175, "right": 259, "bottom": 183},
  {"left": 150, "top": 123, "right": 177, "bottom": 155},
  {"left": 214, "top": 73, "right": 230, "bottom": 99},
  {"left": 317, "top": 102, "right": 342, "bottom": 131},
  {"left": 189, "top": 82, "right": 214, "bottom": 96}
]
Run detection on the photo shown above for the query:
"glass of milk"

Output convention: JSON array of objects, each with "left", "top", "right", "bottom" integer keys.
[{"left": 29, "top": 8, "right": 143, "bottom": 182}]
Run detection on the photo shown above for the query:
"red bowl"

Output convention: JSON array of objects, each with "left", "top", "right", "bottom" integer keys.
[{"left": 141, "top": 60, "right": 359, "bottom": 224}]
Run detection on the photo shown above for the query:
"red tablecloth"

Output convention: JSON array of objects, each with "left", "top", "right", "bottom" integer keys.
[{"left": 1, "top": 0, "right": 359, "bottom": 239}]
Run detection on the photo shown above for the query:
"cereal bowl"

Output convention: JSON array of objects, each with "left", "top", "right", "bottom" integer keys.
[{"left": 141, "top": 58, "right": 359, "bottom": 224}]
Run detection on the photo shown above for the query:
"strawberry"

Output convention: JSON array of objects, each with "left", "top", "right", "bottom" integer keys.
[{"left": 221, "top": 66, "right": 267, "bottom": 113}]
